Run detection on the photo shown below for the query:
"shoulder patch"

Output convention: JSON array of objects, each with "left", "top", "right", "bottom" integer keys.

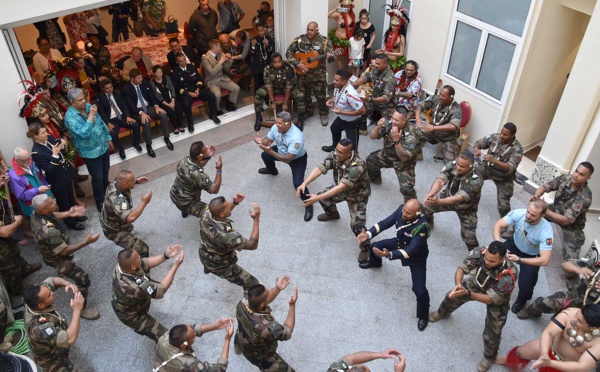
[
  {"left": 547, "top": 238, "right": 553, "bottom": 245},
  {"left": 295, "top": 143, "right": 300, "bottom": 149}
]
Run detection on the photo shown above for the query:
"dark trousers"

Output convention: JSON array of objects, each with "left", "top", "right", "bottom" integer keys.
[
  {"left": 261, "top": 146, "right": 309, "bottom": 201},
  {"left": 330, "top": 116, "right": 360, "bottom": 150},
  {"left": 108, "top": 117, "right": 141, "bottom": 148},
  {"left": 253, "top": 72, "right": 265, "bottom": 92},
  {"left": 111, "top": 20, "right": 129, "bottom": 42},
  {"left": 191, "top": 89, "right": 218, "bottom": 115},
  {"left": 52, "top": 181, "right": 77, "bottom": 227},
  {"left": 131, "top": 106, "right": 170, "bottom": 146},
  {"left": 505, "top": 237, "right": 540, "bottom": 302},
  {"left": 159, "top": 102, "right": 184, "bottom": 129},
  {"left": 368, "top": 238, "right": 430, "bottom": 319},
  {"left": 82, "top": 149, "right": 110, "bottom": 209}
]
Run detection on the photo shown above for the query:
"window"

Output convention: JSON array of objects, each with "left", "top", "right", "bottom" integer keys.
[{"left": 445, "top": 0, "right": 533, "bottom": 101}]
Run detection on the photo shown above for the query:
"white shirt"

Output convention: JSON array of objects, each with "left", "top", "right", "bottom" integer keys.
[
  {"left": 131, "top": 83, "right": 149, "bottom": 110},
  {"left": 106, "top": 94, "right": 121, "bottom": 119},
  {"left": 349, "top": 37, "right": 365, "bottom": 60},
  {"left": 334, "top": 84, "right": 363, "bottom": 122}
]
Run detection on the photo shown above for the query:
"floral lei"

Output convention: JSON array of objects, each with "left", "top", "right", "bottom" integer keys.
[
  {"left": 385, "top": 26, "right": 400, "bottom": 52},
  {"left": 397, "top": 71, "right": 415, "bottom": 92},
  {"left": 329, "top": 29, "right": 349, "bottom": 48},
  {"left": 342, "top": 9, "right": 356, "bottom": 39}
]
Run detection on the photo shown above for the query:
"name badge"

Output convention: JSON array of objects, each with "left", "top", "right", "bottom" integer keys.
[{"left": 121, "top": 202, "right": 129, "bottom": 210}]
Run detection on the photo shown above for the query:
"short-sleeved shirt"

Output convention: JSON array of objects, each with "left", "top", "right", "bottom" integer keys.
[
  {"left": 504, "top": 209, "right": 554, "bottom": 255},
  {"left": 438, "top": 162, "right": 483, "bottom": 208},
  {"left": 199, "top": 208, "right": 247, "bottom": 270},
  {"left": 361, "top": 66, "right": 396, "bottom": 110},
  {"left": 418, "top": 96, "right": 461, "bottom": 142},
  {"left": 111, "top": 258, "right": 165, "bottom": 314},
  {"left": 460, "top": 248, "right": 518, "bottom": 306},
  {"left": 394, "top": 70, "right": 422, "bottom": 111},
  {"left": 318, "top": 152, "right": 370, "bottom": 202},
  {"left": 349, "top": 37, "right": 365, "bottom": 60},
  {"left": 333, "top": 84, "right": 364, "bottom": 122},
  {"left": 474, "top": 133, "right": 523, "bottom": 180},
  {"left": 100, "top": 182, "right": 133, "bottom": 235},
  {"left": 31, "top": 212, "right": 70, "bottom": 267},
  {"left": 267, "top": 124, "right": 306, "bottom": 159},
  {"left": 170, "top": 157, "right": 214, "bottom": 211},
  {"left": 264, "top": 63, "right": 295, "bottom": 92},
  {"left": 543, "top": 174, "right": 592, "bottom": 232},
  {"left": 327, "top": 358, "right": 354, "bottom": 372}
]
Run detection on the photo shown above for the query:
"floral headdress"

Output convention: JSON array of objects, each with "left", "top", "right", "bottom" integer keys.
[
  {"left": 339, "top": 0, "right": 354, "bottom": 10},
  {"left": 383, "top": 1, "right": 410, "bottom": 28},
  {"left": 17, "top": 80, "right": 46, "bottom": 119}
]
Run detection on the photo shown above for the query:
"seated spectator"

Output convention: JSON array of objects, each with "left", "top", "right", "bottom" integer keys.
[
  {"left": 248, "top": 24, "right": 274, "bottom": 91},
  {"left": 150, "top": 65, "right": 186, "bottom": 134},
  {"left": 99, "top": 64, "right": 125, "bottom": 91},
  {"left": 73, "top": 53, "right": 98, "bottom": 100},
  {"left": 123, "top": 47, "right": 153, "bottom": 81},
  {"left": 67, "top": 40, "right": 96, "bottom": 71},
  {"left": 87, "top": 35, "right": 112, "bottom": 76},
  {"left": 171, "top": 54, "right": 220, "bottom": 126},
  {"left": 32, "top": 37, "right": 63, "bottom": 76},
  {"left": 218, "top": 33, "right": 249, "bottom": 80},
  {"left": 201, "top": 40, "right": 240, "bottom": 113},
  {"left": 97, "top": 79, "right": 142, "bottom": 160},
  {"left": 230, "top": 30, "right": 251, "bottom": 66},
  {"left": 167, "top": 37, "right": 200, "bottom": 70}
]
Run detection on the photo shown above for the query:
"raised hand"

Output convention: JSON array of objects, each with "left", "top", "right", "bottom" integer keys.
[{"left": 276, "top": 275, "right": 290, "bottom": 291}]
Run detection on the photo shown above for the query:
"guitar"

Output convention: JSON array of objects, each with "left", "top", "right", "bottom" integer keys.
[
  {"left": 424, "top": 79, "right": 443, "bottom": 123},
  {"left": 294, "top": 48, "right": 341, "bottom": 75}
]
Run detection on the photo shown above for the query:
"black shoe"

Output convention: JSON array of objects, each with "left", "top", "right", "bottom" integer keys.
[
  {"left": 226, "top": 101, "right": 237, "bottom": 111},
  {"left": 216, "top": 110, "right": 224, "bottom": 116},
  {"left": 258, "top": 167, "right": 278, "bottom": 175},
  {"left": 133, "top": 142, "right": 142, "bottom": 152},
  {"left": 146, "top": 145, "right": 156, "bottom": 158},
  {"left": 511, "top": 298, "right": 526, "bottom": 314},
  {"left": 304, "top": 206, "right": 313, "bottom": 222},
  {"left": 188, "top": 123, "right": 195, "bottom": 132},
  {"left": 418, "top": 318, "right": 429, "bottom": 331},
  {"left": 254, "top": 115, "right": 261, "bottom": 131},
  {"left": 66, "top": 223, "right": 86, "bottom": 231},
  {"left": 181, "top": 211, "right": 189, "bottom": 218},
  {"left": 75, "top": 216, "right": 88, "bottom": 222},
  {"left": 359, "top": 260, "right": 382, "bottom": 269},
  {"left": 322, "top": 145, "right": 334, "bottom": 152},
  {"left": 96, "top": 203, "right": 102, "bottom": 212},
  {"left": 210, "top": 114, "right": 221, "bottom": 124},
  {"left": 118, "top": 147, "right": 126, "bottom": 160},
  {"left": 165, "top": 138, "right": 174, "bottom": 151}
]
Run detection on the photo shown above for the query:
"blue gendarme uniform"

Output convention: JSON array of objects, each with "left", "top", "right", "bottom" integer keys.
[
  {"left": 367, "top": 204, "right": 431, "bottom": 319},
  {"left": 267, "top": 124, "right": 305, "bottom": 159}
]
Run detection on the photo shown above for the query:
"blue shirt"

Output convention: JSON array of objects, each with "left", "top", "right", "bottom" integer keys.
[
  {"left": 504, "top": 209, "right": 553, "bottom": 255},
  {"left": 65, "top": 103, "right": 112, "bottom": 159},
  {"left": 267, "top": 124, "right": 306, "bottom": 159}
]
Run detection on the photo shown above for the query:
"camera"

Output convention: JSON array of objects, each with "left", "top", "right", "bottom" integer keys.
[
  {"left": 255, "top": 9, "right": 268, "bottom": 24},
  {"left": 339, "top": 8, "right": 348, "bottom": 13}
]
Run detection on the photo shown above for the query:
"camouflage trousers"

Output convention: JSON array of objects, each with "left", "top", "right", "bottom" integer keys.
[
  {"left": 561, "top": 228, "right": 585, "bottom": 261},
  {"left": 200, "top": 259, "right": 259, "bottom": 292},
  {"left": 112, "top": 305, "right": 167, "bottom": 342},
  {"left": 366, "top": 149, "right": 416, "bottom": 203},
  {"left": 234, "top": 335, "right": 295, "bottom": 372},
  {"left": 524, "top": 291, "right": 575, "bottom": 317},
  {"left": 0, "top": 248, "right": 33, "bottom": 294},
  {"left": 478, "top": 168, "right": 514, "bottom": 218},
  {"left": 174, "top": 200, "right": 208, "bottom": 219},
  {"left": 298, "top": 73, "right": 327, "bottom": 116},
  {"left": 422, "top": 205, "right": 479, "bottom": 250},
  {"left": 37, "top": 355, "right": 77, "bottom": 372},
  {"left": 51, "top": 260, "right": 90, "bottom": 299},
  {"left": 416, "top": 129, "right": 457, "bottom": 163},
  {"left": 436, "top": 293, "right": 509, "bottom": 359},
  {"left": 254, "top": 87, "right": 305, "bottom": 114},
  {"left": 318, "top": 187, "right": 371, "bottom": 251},
  {"left": 106, "top": 231, "right": 149, "bottom": 258}
]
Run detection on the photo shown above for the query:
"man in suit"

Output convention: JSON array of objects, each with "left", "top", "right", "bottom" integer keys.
[
  {"left": 167, "top": 38, "right": 200, "bottom": 70},
  {"left": 122, "top": 69, "right": 174, "bottom": 158},
  {"left": 97, "top": 79, "right": 142, "bottom": 160},
  {"left": 201, "top": 39, "right": 240, "bottom": 113},
  {"left": 123, "top": 47, "right": 153, "bottom": 81},
  {"left": 171, "top": 53, "right": 220, "bottom": 127}
]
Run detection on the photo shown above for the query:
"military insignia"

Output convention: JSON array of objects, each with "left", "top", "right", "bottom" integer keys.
[
  {"left": 146, "top": 286, "right": 154, "bottom": 295},
  {"left": 45, "top": 327, "right": 55, "bottom": 336},
  {"left": 295, "top": 143, "right": 300, "bottom": 149},
  {"left": 468, "top": 250, "right": 475, "bottom": 256},
  {"left": 226, "top": 226, "right": 231, "bottom": 232},
  {"left": 135, "top": 278, "right": 143, "bottom": 285},
  {"left": 120, "top": 201, "right": 129, "bottom": 210},
  {"left": 180, "top": 77, "right": 184, "bottom": 81},
  {"left": 575, "top": 203, "right": 582, "bottom": 211},
  {"left": 46, "top": 222, "right": 54, "bottom": 228},
  {"left": 39, "top": 317, "right": 47, "bottom": 323},
  {"left": 547, "top": 238, "right": 553, "bottom": 245},
  {"left": 419, "top": 233, "right": 426, "bottom": 237}
]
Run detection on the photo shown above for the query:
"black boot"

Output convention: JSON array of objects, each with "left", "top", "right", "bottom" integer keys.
[
  {"left": 254, "top": 114, "right": 262, "bottom": 131},
  {"left": 297, "top": 113, "right": 304, "bottom": 131}
]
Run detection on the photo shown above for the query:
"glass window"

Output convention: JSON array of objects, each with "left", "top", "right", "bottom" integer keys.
[
  {"left": 476, "top": 35, "right": 516, "bottom": 100},
  {"left": 457, "top": 0, "right": 532, "bottom": 36},
  {"left": 447, "top": 21, "right": 481, "bottom": 84}
]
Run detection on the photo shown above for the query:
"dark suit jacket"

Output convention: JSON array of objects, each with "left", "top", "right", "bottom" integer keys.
[
  {"left": 31, "top": 137, "right": 76, "bottom": 188},
  {"left": 167, "top": 46, "right": 200, "bottom": 69},
  {"left": 122, "top": 80, "right": 160, "bottom": 115},
  {"left": 171, "top": 64, "right": 204, "bottom": 97},
  {"left": 97, "top": 90, "right": 131, "bottom": 124}
]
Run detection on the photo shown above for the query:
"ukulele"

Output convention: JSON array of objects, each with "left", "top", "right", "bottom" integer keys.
[
  {"left": 294, "top": 48, "right": 341, "bottom": 75},
  {"left": 424, "top": 79, "right": 443, "bottom": 122}
]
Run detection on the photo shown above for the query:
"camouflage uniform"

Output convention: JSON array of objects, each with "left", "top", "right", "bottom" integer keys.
[
  {"left": 359, "top": 66, "right": 397, "bottom": 121},
  {"left": 317, "top": 152, "right": 371, "bottom": 252},
  {"left": 286, "top": 33, "right": 334, "bottom": 117},
  {"left": 0, "top": 220, "right": 36, "bottom": 295},
  {"left": 542, "top": 174, "right": 592, "bottom": 260},
  {"left": 30, "top": 212, "right": 90, "bottom": 298},
  {"left": 474, "top": 134, "right": 523, "bottom": 217},
  {"left": 366, "top": 120, "right": 419, "bottom": 202},
  {"left": 234, "top": 298, "right": 294, "bottom": 371},
  {"left": 25, "top": 277, "right": 76, "bottom": 371},
  {"left": 434, "top": 248, "right": 519, "bottom": 360},
  {"left": 100, "top": 182, "right": 149, "bottom": 257},
  {"left": 111, "top": 258, "right": 167, "bottom": 341},
  {"left": 154, "top": 323, "right": 228, "bottom": 372},
  {"left": 327, "top": 358, "right": 354, "bottom": 372},
  {"left": 254, "top": 63, "right": 305, "bottom": 115},
  {"left": 170, "top": 157, "right": 216, "bottom": 218},
  {"left": 416, "top": 96, "right": 462, "bottom": 163},
  {"left": 422, "top": 161, "right": 482, "bottom": 250},
  {"left": 199, "top": 208, "right": 259, "bottom": 292}
]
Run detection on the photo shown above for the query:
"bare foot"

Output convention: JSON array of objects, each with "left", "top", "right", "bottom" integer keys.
[{"left": 494, "top": 356, "right": 507, "bottom": 365}]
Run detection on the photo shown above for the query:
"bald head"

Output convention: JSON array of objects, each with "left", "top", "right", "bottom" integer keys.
[
  {"left": 209, "top": 196, "right": 227, "bottom": 217},
  {"left": 117, "top": 249, "right": 139, "bottom": 273},
  {"left": 218, "top": 33, "right": 230, "bottom": 44},
  {"left": 116, "top": 170, "right": 136, "bottom": 191},
  {"left": 402, "top": 199, "right": 421, "bottom": 221}
]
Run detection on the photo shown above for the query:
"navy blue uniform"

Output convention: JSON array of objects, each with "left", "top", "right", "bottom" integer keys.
[
  {"left": 171, "top": 63, "right": 218, "bottom": 120},
  {"left": 367, "top": 205, "right": 431, "bottom": 319}
]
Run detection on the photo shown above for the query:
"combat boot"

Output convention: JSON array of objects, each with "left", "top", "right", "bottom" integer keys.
[
  {"left": 317, "top": 211, "right": 340, "bottom": 221},
  {"left": 254, "top": 114, "right": 262, "bottom": 131},
  {"left": 428, "top": 311, "right": 443, "bottom": 322},
  {"left": 477, "top": 357, "right": 494, "bottom": 372},
  {"left": 297, "top": 113, "right": 305, "bottom": 131},
  {"left": 320, "top": 115, "right": 328, "bottom": 126},
  {"left": 80, "top": 307, "right": 100, "bottom": 320},
  {"left": 517, "top": 307, "right": 541, "bottom": 320},
  {"left": 358, "top": 250, "right": 370, "bottom": 263}
]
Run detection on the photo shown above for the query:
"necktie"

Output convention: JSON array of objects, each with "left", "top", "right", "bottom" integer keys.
[
  {"left": 108, "top": 95, "right": 122, "bottom": 119},
  {"left": 136, "top": 85, "right": 148, "bottom": 114}
]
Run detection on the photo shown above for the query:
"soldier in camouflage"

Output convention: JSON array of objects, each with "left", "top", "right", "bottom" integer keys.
[
  {"left": 170, "top": 141, "right": 222, "bottom": 219},
  {"left": 414, "top": 85, "right": 462, "bottom": 163},
  {"left": 531, "top": 162, "right": 593, "bottom": 260},
  {"left": 327, "top": 349, "right": 405, "bottom": 372},
  {"left": 24, "top": 276, "right": 85, "bottom": 371},
  {"left": 366, "top": 109, "right": 419, "bottom": 203},
  {"left": 286, "top": 22, "right": 334, "bottom": 126},
  {"left": 30, "top": 194, "right": 100, "bottom": 320},
  {"left": 297, "top": 138, "right": 372, "bottom": 262},
  {"left": 428, "top": 241, "right": 518, "bottom": 372},
  {"left": 351, "top": 54, "right": 397, "bottom": 128},
  {"left": 473, "top": 123, "right": 523, "bottom": 218},
  {"left": 235, "top": 281, "right": 297, "bottom": 371},
  {"left": 111, "top": 245, "right": 184, "bottom": 341},
  {"left": 254, "top": 52, "right": 306, "bottom": 131},
  {"left": 422, "top": 151, "right": 482, "bottom": 250},
  {"left": 153, "top": 318, "right": 234, "bottom": 372},
  {"left": 199, "top": 196, "right": 260, "bottom": 293},
  {"left": 100, "top": 170, "right": 152, "bottom": 257}
]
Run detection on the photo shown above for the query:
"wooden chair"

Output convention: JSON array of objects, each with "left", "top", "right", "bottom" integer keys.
[
  {"left": 435, "top": 100, "right": 472, "bottom": 161},
  {"left": 273, "top": 93, "right": 293, "bottom": 113}
]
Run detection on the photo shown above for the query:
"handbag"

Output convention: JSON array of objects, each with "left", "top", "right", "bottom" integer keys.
[{"left": 165, "top": 15, "right": 179, "bottom": 34}]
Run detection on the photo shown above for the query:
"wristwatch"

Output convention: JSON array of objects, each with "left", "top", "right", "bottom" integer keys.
[{"left": 517, "top": 257, "right": 522, "bottom": 265}]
